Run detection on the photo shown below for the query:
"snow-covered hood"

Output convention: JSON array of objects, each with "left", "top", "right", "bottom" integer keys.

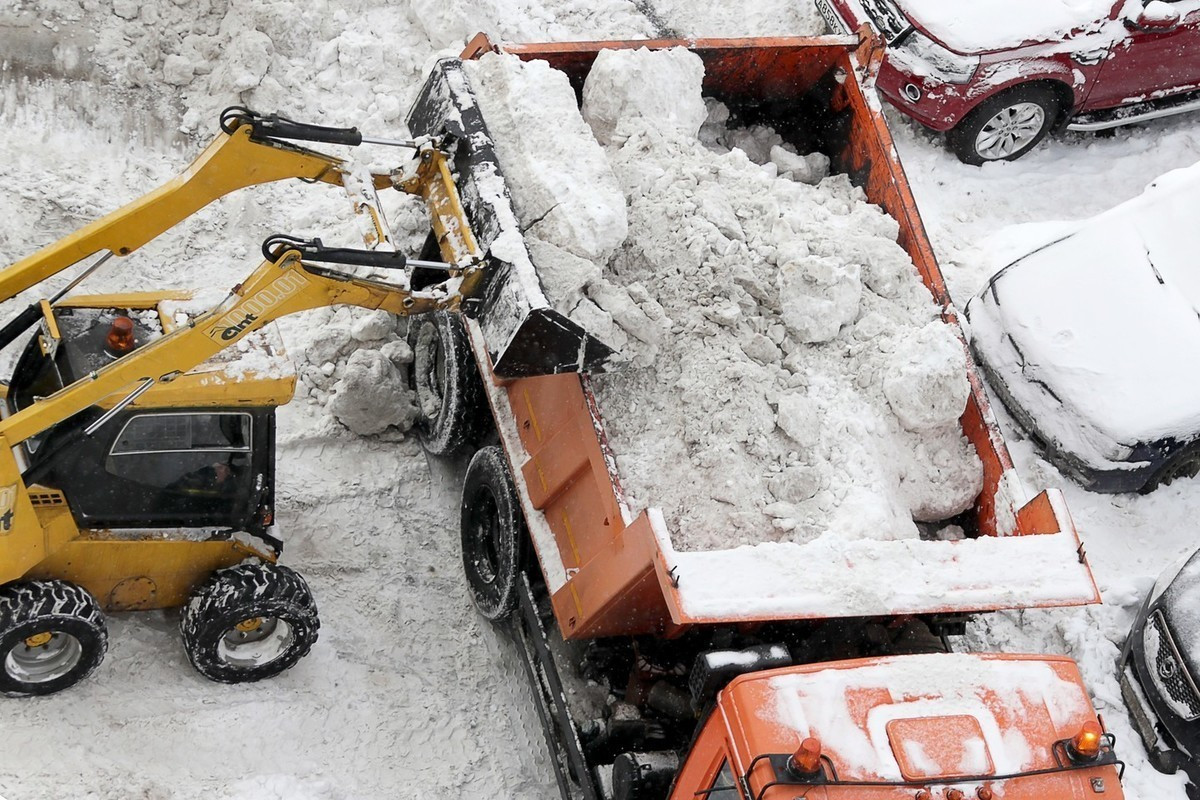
[
  {"left": 894, "top": 0, "right": 1119, "bottom": 53},
  {"left": 969, "top": 163, "right": 1200, "bottom": 455}
]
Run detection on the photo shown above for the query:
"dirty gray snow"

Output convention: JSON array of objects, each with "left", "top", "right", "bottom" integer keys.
[{"left": 472, "top": 47, "right": 982, "bottom": 549}]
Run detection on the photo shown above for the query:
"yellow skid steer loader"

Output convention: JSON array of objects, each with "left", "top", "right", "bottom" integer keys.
[{"left": 0, "top": 58, "right": 589, "bottom": 696}]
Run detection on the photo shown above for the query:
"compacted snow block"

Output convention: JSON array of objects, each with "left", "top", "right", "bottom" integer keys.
[
  {"left": 884, "top": 320, "right": 971, "bottom": 432},
  {"left": 581, "top": 46, "right": 708, "bottom": 146},
  {"left": 462, "top": 52, "right": 627, "bottom": 277},
  {"left": 328, "top": 349, "right": 418, "bottom": 436}
]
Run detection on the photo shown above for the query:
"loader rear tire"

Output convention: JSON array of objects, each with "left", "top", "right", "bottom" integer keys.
[
  {"left": 461, "top": 446, "right": 526, "bottom": 622},
  {"left": 0, "top": 580, "right": 107, "bottom": 696},
  {"left": 181, "top": 562, "right": 319, "bottom": 684},
  {"left": 410, "top": 312, "right": 488, "bottom": 457}
]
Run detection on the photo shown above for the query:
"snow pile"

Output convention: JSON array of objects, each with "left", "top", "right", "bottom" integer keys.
[
  {"left": 541, "top": 48, "right": 981, "bottom": 549},
  {"left": 463, "top": 51, "right": 669, "bottom": 365}
]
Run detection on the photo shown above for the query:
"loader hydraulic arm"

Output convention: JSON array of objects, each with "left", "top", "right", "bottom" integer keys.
[
  {"left": 0, "top": 123, "right": 350, "bottom": 303},
  {"left": 0, "top": 239, "right": 478, "bottom": 448}
]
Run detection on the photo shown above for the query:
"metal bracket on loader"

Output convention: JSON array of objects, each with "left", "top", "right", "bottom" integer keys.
[{"left": 406, "top": 58, "right": 621, "bottom": 377}]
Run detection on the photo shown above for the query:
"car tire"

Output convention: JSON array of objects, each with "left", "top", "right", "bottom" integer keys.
[
  {"left": 1140, "top": 444, "right": 1200, "bottom": 494},
  {"left": 0, "top": 580, "right": 107, "bottom": 696},
  {"left": 948, "top": 84, "right": 1061, "bottom": 166},
  {"left": 460, "top": 446, "right": 526, "bottom": 622},
  {"left": 409, "top": 311, "right": 488, "bottom": 457},
  {"left": 181, "top": 562, "right": 319, "bottom": 684}
]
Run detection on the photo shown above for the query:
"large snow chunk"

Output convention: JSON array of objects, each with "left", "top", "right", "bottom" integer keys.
[
  {"left": 463, "top": 53, "right": 627, "bottom": 266},
  {"left": 883, "top": 321, "right": 970, "bottom": 432},
  {"left": 777, "top": 252, "right": 862, "bottom": 344},
  {"left": 581, "top": 46, "right": 707, "bottom": 146},
  {"left": 328, "top": 350, "right": 417, "bottom": 436}
]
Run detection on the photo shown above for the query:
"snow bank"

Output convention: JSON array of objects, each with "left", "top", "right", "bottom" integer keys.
[{"left": 560, "top": 49, "right": 981, "bottom": 550}]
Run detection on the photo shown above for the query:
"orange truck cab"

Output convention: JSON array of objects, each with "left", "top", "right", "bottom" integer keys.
[{"left": 676, "top": 654, "right": 1122, "bottom": 800}]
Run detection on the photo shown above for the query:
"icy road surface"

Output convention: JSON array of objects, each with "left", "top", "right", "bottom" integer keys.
[{"left": 1, "top": 0, "right": 1200, "bottom": 798}]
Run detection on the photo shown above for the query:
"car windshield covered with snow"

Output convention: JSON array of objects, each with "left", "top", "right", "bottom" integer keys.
[{"left": 965, "top": 163, "right": 1200, "bottom": 493}]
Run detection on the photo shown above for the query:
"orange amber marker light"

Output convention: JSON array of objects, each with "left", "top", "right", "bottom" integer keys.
[
  {"left": 1070, "top": 720, "right": 1104, "bottom": 760},
  {"left": 946, "top": 790, "right": 966, "bottom": 800},
  {"left": 914, "top": 790, "right": 932, "bottom": 800},
  {"left": 977, "top": 788, "right": 994, "bottom": 800},
  {"left": 106, "top": 316, "right": 136, "bottom": 354},
  {"left": 787, "top": 737, "right": 823, "bottom": 776}
]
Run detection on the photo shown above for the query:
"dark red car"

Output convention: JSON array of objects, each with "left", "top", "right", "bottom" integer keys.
[{"left": 817, "top": 0, "right": 1200, "bottom": 164}]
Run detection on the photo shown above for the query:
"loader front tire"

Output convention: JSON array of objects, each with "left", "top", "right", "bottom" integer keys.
[
  {"left": 181, "top": 562, "right": 319, "bottom": 684},
  {"left": 461, "top": 446, "right": 526, "bottom": 622},
  {"left": 410, "top": 312, "right": 487, "bottom": 457},
  {"left": 0, "top": 580, "right": 107, "bottom": 696}
]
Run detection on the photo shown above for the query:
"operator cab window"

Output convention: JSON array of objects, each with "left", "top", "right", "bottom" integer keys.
[
  {"left": 107, "top": 412, "right": 252, "bottom": 492},
  {"left": 85, "top": 411, "right": 257, "bottom": 528},
  {"left": 705, "top": 759, "right": 743, "bottom": 797}
]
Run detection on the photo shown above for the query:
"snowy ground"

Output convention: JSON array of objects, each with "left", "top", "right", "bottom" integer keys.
[{"left": 1, "top": 1, "right": 1200, "bottom": 798}]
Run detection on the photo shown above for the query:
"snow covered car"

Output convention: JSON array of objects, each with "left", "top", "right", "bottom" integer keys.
[
  {"left": 964, "top": 163, "right": 1200, "bottom": 493},
  {"left": 1121, "top": 546, "right": 1200, "bottom": 788},
  {"left": 816, "top": 0, "right": 1200, "bottom": 164}
]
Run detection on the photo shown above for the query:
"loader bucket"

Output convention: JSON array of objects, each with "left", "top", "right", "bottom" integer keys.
[{"left": 406, "top": 58, "right": 620, "bottom": 378}]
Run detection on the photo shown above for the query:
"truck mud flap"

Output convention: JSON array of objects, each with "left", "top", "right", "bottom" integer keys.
[
  {"left": 406, "top": 58, "right": 619, "bottom": 378},
  {"left": 511, "top": 573, "right": 601, "bottom": 800}
]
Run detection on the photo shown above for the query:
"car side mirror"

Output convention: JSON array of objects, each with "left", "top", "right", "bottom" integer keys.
[{"left": 1127, "top": 0, "right": 1182, "bottom": 31}]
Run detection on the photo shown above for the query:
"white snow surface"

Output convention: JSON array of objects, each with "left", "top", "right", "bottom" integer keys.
[
  {"left": 572, "top": 53, "right": 980, "bottom": 549},
  {"left": 1, "top": 1, "right": 1199, "bottom": 799},
  {"left": 898, "top": 0, "right": 1120, "bottom": 52},
  {"left": 968, "top": 163, "right": 1200, "bottom": 468}
]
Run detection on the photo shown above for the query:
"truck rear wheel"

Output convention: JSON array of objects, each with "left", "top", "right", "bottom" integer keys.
[
  {"left": 181, "top": 562, "right": 319, "bottom": 684},
  {"left": 461, "top": 446, "right": 526, "bottom": 621},
  {"left": 0, "top": 580, "right": 107, "bottom": 696},
  {"left": 410, "top": 312, "right": 488, "bottom": 457}
]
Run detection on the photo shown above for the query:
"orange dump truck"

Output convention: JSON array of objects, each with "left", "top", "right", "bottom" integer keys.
[{"left": 405, "top": 32, "right": 1124, "bottom": 800}]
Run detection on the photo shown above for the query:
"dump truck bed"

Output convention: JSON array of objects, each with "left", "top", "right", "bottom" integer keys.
[{"left": 422, "top": 33, "right": 1100, "bottom": 640}]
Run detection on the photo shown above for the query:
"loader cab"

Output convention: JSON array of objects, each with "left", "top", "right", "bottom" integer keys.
[{"left": 6, "top": 299, "right": 296, "bottom": 534}]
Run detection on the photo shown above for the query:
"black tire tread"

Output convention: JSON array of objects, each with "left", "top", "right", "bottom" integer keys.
[
  {"left": 461, "top": 445, "right": 526, "bottom": 622},
  {"left": 0, "top": 580, "right": 108, "bottom": 696},
  {"left": 181, "top": 562, "right": 319, "bottom": 684},
  {"left": 410, "top": 311, "right": 489, "bottom": 456}
]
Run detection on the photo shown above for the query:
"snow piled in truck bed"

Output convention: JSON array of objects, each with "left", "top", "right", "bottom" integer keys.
[{"left": 573, "top": 48, "right": 979, "bottom": 549}]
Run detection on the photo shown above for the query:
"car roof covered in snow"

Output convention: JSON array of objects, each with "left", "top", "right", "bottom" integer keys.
[{"left": 968, "top": 163, "right": 1200, "bottom": 460}]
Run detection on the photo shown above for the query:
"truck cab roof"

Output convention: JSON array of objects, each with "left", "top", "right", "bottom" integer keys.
[{"left": 717, "top": 652, "right": 1121, "bottom": 799}]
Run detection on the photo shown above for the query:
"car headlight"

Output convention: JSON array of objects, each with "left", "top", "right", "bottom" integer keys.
[{"left": 890, "top": 30, "right": 980, "bottom": 84}]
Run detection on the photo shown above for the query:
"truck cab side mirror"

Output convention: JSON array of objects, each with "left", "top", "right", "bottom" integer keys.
[{"left": 1127, "top": 0, "right": 1183, "bottom": 32}]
